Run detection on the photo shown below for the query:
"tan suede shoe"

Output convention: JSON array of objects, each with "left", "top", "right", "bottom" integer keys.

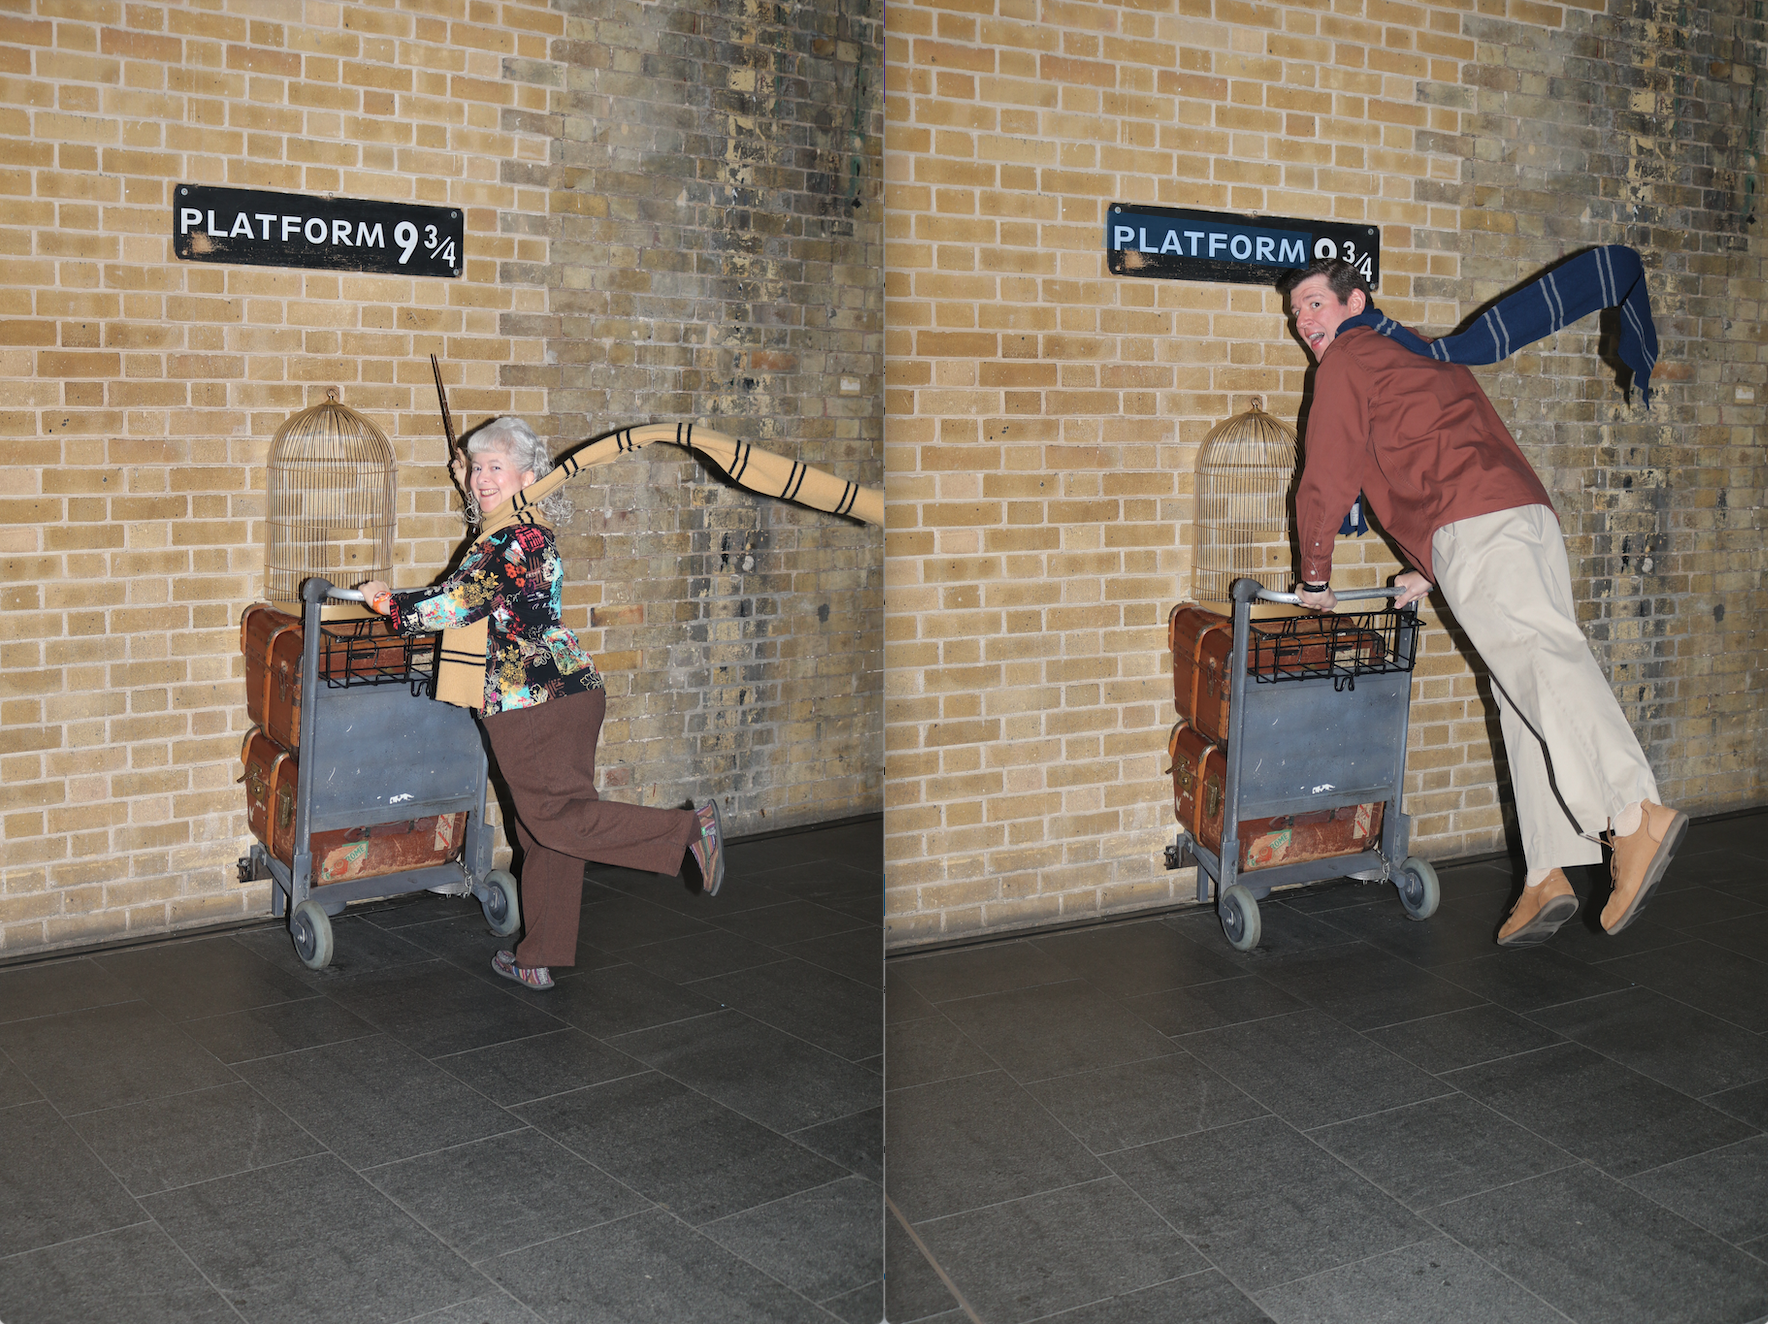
[
  {"left": 1601, "top": 800, "right": 1688, "bottom": 935},
  {"left": 1497, "top": 869, "right": 1579, "bottom": 947}
]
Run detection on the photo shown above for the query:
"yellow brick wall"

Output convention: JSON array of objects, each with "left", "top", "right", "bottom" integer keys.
[
  {"left": 1, "top": 0, "right": 885, "bottom": 958},
  {"left": 882, "top": 0, "right": 1766, "bottom": 946},
  {"left": 1, "top": 1, "right": 565, "bottom": 955}
]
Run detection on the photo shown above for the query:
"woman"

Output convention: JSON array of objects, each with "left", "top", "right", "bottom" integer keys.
[{"left": 358, "top": 416, "right": 724, "bottom": 990}]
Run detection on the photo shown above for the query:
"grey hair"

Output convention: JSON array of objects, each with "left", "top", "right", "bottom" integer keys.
[{"left": 462, "top": 416, "right": 573, "bottom": 525}]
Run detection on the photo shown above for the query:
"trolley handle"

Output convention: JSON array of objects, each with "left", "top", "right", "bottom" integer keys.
[
  {"left": 1255, "top": 585, "right": 1403, "bottom": 606},
  {"left": 326, "top": 587, "right": 367, "bottom": 602}
]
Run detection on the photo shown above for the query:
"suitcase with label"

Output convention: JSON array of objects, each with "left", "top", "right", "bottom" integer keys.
[{"left": 1168, "top": 718, "right": 1386, "bottom": 871}]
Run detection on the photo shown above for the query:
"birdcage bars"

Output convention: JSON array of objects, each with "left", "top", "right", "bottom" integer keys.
[
  {"left": 1193, "top": 399, "right": 1298, "bottom": 605},
  {"left": 265, "top": 389, "right": 396, "bottom": 605}
]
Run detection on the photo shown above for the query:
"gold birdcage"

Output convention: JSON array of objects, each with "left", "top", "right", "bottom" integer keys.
[
  {"left": 265, "top": 389, "right": 396, "bottom": 605},
  {"left": 1192, "top": 397, "right": 1298, "bottom": 613}
]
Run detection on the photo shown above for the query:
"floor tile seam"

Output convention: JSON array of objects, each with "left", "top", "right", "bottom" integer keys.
[
  {"left": 1015, "top": 1265, "right": 1244, "bottom": 1324},
  {"left": 1513, "top": 1001, "right": 1768, "bottom": 1102},
  {"left": 1588, "top": 968, "right": 1768, "bottom": 1040},
  {"left": 1249, "top": 1225, "right": 1580, "bottom": 1324},
  {"left": 607, "top": 1004, "right": 879, "bottom": 1077},
  {"left": 523, "top": 1051, "right": 866, "bottom": 1154},
  {"left": 1617, "top": 1163, "right": 1768, "bottom": 1251},
  {"left": 0, "top": 1212, "right": 259, "bottom": 1323},
  {"left": 698, "top": 1172, "right": 880, "bottom": 1243},
  {"left": 0, "top": 994, "right": 155, "bottom": 1033},
  {"left": 353, "top": 1121, "right": 555, "bottom": 1179},
  {"left": 1005, "top": 1043, "right": 1192, "bottom": 1091},
  {"left": 0, "top": 1215, "right": 160, "bottom": 1266},
  {"left": 905, "top": 1172, "right": 1128, "bottom": 1232},
  {"left": 1306, "top": 1117, "right": 1587, "bottom": 1214},
  {"left": 1419, "top": 1155, "right": 1768, "bottom": 1277},
  {"left": 441, "top": 1061, "right": 656, "bottom": 1110},
  {"left": 479, "top": 1108, "right": 668, "bottom": 1213},
  {"left": 56, "top": 1074, "right": 290, "bottom": 1125},
  {"left": 1298, "top": 1081, "right": 1523, "bottom": 1142},
  {"left": 485, "top": 1202, "right": 840, "bottom": 1315},
  {"left": 680, "top": 951, "right": 881, "bottom": 998},
  {"left": 427, "top": 1023, "right": 625, "bottom": 1067},
  {"left": 125, "top": 1138, "right": 375, "bottom": 1202}
]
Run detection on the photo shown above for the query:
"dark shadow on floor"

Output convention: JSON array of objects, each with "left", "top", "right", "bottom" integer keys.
[
  {"left": 884, "top": 810, "right": 1768, "bottom": 1324},
  {"left": 0, "top": 818, "right": 882, "bottom": 1324}
]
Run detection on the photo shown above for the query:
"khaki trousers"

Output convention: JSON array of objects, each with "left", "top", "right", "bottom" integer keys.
[
  {"left": 481, "top": 689, "right": 698, "bottom": 968},
  {"left": 1431, "top": 505, "right": 1659, "bottom": 871}
]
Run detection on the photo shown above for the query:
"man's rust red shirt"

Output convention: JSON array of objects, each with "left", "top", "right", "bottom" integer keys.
[{"left": 1295, "top": 324, "right": 1554, "bottom": 583}]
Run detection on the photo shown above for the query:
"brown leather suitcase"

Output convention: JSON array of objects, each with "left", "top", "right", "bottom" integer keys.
[
  {"left": 241, "top": 725, "right": 466, "bottom": 881},
  {"left": 265, "top": 623, "right": 305, "bottom": 750},
  {"left": 1169, "top": 606, "right": 1234, "bottom": 743},
  {"left": 241, "top": 604, "right": 300, "bottom": 732},
  {"left": 241, "top": 727, "right": 296, "bottom": 862},
  {"left": 303, "top": 813, "right": 468, "bottom": 885},
  {"left": 241, "top": 604, "right": 417, "bottom": 752},
  {"left": 1168, "top": 718, "right": 1385, "bottom": 870},
  {"left": 1169, "top": 604, "right": 1387, "bottom": 743}
]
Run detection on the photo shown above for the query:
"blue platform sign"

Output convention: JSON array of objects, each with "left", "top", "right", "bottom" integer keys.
[{"left": 1107, "top": 205, "right": 1380, "bottom": 288}]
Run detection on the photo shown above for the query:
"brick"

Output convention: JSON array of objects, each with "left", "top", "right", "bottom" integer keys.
[{"left": 0, "top": 0, "right": 884, "bottom": 958}]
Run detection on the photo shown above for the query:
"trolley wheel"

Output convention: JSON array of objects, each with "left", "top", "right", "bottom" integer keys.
[
  {"left": 481, "top": 869, "right": 521, "bottom": 937},
  {"left": 289, "top": 899, "right": 334, "bottom": 971},
  {"left": 1395, "top": 857, "right": 1440, "bottom": 922},
  {"left": 1219, "top": 885, "right": 1261, "bottom": 953}
]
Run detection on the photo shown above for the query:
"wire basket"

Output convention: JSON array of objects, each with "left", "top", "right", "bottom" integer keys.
[
  {"left": 1248, "top": 608, "right": 1418, "bottom": 690},
  {"left": 317, "top": 617, "right": 438, "bottom": 697}
]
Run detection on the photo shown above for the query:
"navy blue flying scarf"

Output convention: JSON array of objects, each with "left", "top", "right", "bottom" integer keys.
[
  {"left": 1326, "top": 244, "right": 1658, "bottom": 542},
  {"left": 1335, "top": 243, "right": 1659, "bottom": 405}
]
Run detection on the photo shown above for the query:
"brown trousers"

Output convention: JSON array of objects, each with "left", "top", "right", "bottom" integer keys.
[{"left": 481, "top": 689, "right": 697, "bottom": 968}]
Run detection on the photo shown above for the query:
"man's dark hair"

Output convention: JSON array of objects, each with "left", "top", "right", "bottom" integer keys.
[{"left": 1275, "top": 257, "right": 1371, "bottom": 303}]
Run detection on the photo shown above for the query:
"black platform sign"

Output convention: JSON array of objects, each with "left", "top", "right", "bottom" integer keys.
[
  {"left": 174, "top": 185, "right": 463, "bottom": 278},
  {"left": 1106, "top": 205, "right": 1380, "bottom": 289}
]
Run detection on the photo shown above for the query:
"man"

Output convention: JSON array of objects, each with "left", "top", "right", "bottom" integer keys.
[{"left": 1277, "top": 257, "right": 1685, "bottom": 945}]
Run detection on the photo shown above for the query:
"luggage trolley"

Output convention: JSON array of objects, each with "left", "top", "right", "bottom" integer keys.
[
  {"left": 1165, "top": 577, "right": 1437, "bottom": 951},
  {"left": 239, "top": 577, "right": 519, "bottom": 969}
]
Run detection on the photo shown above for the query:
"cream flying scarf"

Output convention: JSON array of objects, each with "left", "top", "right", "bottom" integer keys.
[{"left": 435, "top": 423, "right": 883, "bottom": 710}]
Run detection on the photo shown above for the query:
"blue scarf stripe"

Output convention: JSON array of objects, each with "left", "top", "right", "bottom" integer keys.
[{"left": 1335, "top": 244, "right": 1658, "bottom": 406}]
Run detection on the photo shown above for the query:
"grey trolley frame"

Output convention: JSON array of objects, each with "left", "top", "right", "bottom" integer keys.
[
  {"left": 239, "top": 577, "right": 519, "bottom": 969},
  {"left": 1165, "top": 577, "right": 1439, "bottom": 951}
]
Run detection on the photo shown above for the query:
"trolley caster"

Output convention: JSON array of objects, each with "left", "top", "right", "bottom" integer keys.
[
  {"left": 237, "top": 847, "right": 270, "bottom": 884},
  {"left": 1164, "top": 837, "right": 1195, "bottom": 870},
  {"left": 1395, "top": 857, "right": 1440, "bottom": 921},
  {"left": 479, "top": 868, "right": 521, "bottom": 937},
  {"left": 1218, "top": 884, "right": 1261, "bottom": 952},
  {"left": 289, "top": 899, "right": 334, "bottom": 971}
]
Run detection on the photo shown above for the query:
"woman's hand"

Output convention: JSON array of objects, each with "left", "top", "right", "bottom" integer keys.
[
  {"left": 1392, "top": 571, "right": 1433, "bottom": 609},
  {"left": 357, "top": 580, "right": 392, "bottom": 614}
]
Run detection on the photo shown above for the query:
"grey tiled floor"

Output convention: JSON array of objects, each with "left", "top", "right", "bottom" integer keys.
[
  {"left": 885, "top": 811, "right": 1768, "bottom": 1324},
  {"left": 0, "top": 818, "right": 882, "bottom": 1324}
]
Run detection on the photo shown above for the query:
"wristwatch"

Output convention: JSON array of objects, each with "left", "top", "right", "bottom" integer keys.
[{"left": 1297, "top": 580, "right": 1330, "bottom": 593}]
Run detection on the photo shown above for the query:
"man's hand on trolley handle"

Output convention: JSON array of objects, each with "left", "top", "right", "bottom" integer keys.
[{"left": 1294, "top": 570, "right": 1433, "bottom": 613}]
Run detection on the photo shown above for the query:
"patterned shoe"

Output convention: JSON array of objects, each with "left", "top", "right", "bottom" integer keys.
[
  {"left": 1601, "top": 800, "right": 1688, "bottom": 935},
  {"left": 1496, "top": 869, "right": 1579, "bottom": 947},
  {"left": 490, "top": 949, "right": 553, "bottom": 990},
  {"left": 689, "top": 799, "right": 726, "bottom": 896}
]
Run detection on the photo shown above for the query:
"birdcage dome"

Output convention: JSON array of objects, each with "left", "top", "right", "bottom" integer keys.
[
  {"left": 265, "top": 389, "right": 396, "bottom": 605},
  {"left": 1193, "top": 398, "right": 1298, "bottom": 607}
]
